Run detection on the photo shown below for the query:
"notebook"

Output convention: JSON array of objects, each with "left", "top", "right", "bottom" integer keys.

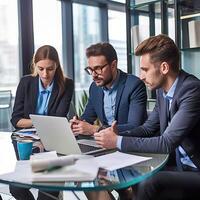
[{"left": 29, "top": 114, "right": 106, "bottom": 155}]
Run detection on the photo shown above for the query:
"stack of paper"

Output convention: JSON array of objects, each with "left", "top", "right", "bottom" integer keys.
[
  {"left": 14, "top": 128, "right": 40, "bottom": 140},
  {"left": 0, "top": 151, "right": 152, "bottom": 183},
  {"left": 32, "top": 158, "right": 99, "bottom": 182},
  {"left": 30, "top": 152, "right": 99, "bottom": 182},
  {"left": 29, "top": 151, "right": 152, "bottom": 182}
]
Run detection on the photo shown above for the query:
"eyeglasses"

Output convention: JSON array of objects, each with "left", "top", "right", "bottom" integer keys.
[{"left": 84, "top": 63, "right": 108, "bottom": 75}]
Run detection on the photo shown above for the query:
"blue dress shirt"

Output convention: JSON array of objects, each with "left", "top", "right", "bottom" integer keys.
[
  {"left": 35, "top": 79, "right": 54, "bottom": 115},
  {"left": 103, "top": 70, "right": 120, "bottom": 125}
]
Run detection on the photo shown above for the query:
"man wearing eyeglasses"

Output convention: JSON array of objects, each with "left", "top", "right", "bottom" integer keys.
[{"left": 70, "top": 42, "right": 147, "bottom": 140}]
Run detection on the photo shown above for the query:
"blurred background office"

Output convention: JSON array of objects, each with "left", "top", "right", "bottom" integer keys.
[
  {"left": 0, "top": 0, "right": 128, "bottom": 132},
  {"left": 1, "top": 0, "right": 200, "bottom": 131}
]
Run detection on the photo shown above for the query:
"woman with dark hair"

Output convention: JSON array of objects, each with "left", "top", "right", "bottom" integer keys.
[{"left": 10, "top": 45, "right": 74, "bottom": 200}]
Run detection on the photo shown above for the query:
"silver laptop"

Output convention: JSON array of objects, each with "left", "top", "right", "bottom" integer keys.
[{"left": 29, "top": 114, "right": 106, "bottom": 155}]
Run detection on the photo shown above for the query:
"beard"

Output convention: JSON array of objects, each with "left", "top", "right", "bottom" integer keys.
[
  {"left": 145, "top": 76, "right": 165, "bottom": 91},
  {"left": 93, "top": 74, "right": 113, "bottom": 87}
]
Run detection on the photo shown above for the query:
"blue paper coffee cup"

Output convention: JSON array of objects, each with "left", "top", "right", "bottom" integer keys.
[{"left": 17, "top": 140, "right": 33, "bottom": 160}]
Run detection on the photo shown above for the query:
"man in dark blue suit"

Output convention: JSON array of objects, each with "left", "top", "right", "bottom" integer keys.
[
  {"left": 95, "top": 34, "right": 200, "bottom": 199},
  {"left": 71, "top": 42, "right": 147, "bottom": 135},
  {"left": 95, "top": 34, "right": 200, "bottom": 167}
]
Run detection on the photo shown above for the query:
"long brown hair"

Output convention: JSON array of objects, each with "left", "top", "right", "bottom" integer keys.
[{"left": 31, "top": 45, "right": 65, "bottom": 96}]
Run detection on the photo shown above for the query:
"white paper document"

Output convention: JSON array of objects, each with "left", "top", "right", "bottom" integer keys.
[
  {"left": 14, "top": 128, "right": 40, "bottom": 140},
  {"left": 32, "top": 158, "right": 99, "bottom": 182},
  {"left": 17, "top": 128, "right": 37, "bottom": 132},
  {"left": 31, "top": 152, "right": 92, "bottom": 172},
  {"left": 0, "top": 152, "right": 99, "bottom": 183},
  {"left": 94, "top": 151, "right": 152, "bottom": 171},
  {"left": 30, "top": 151, "right": 57, "bottom": 160},
  {"left": 30, "top": 151, "right": 98, "bottom": 182}
]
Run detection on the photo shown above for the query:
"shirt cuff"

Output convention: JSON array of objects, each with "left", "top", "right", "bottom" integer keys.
[{"left": 117, "top": 136, "right": 123, "bottom": 150}]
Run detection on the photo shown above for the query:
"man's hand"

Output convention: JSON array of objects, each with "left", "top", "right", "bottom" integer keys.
[
  {"left": 69, "top": 116, "right": 99, "bottom": 135},
  {"left": 94, "top": 121, "right": 118, "bottom": 149}
]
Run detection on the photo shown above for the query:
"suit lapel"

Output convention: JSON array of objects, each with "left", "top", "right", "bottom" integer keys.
[
  {"left": 158, "top": 89, "right": 170, "bottom": 133},
  {"left": 160, "top": 70, "right": 188, "bottom": 131},
  {"left": 170, "top": 70, "right": 188, "bottom": 116},
  {"left": 163, "top": 96, "right": 169, "bottom": 131},
  {"left": 114, "top": 71, "right": 126, "bottom": 119},
  {"left": 172, "top": 71, "right": 187, "bottom": 96},
  {"left": 32, "top": 76, "right": 39, "bottom": 113},
  {"left": 48, "top": 82, "right": 59, "bottom": 112},
  {"left": 98, "top": 88, "right": 105, "bottom": 123}
]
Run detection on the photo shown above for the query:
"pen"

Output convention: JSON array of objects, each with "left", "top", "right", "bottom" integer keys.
[
  {"left": 44, "top": 159, "right": 77, "bottom": 173},
  {"left": 32, "top": 157, "right": 78, "bottom": 173},
  {"left": 45, "top": 166, "right": 63, "bottom": 173}
]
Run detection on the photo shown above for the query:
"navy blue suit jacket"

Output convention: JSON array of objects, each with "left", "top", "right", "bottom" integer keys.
[
  {"left": 11, "top": 75, "right": 74, "bottom": 128},
  {"left": 81, "top": 70, "right": 147, "bottom": 132},
  {"left": 121, "top": 70, "right": 200, "bottom": 168}
]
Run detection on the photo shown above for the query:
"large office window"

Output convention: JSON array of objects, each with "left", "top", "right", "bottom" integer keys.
[
  {"left": 0, "top": 1, "right": 19, "bottom": 94},
  {"left": 73, "top": 3, "right": 101, "bottom": 107},
  {"left": 32, "top": 0, "right": 63, "bottom": 66},
  {"left": 168, "top": 6, "right": 175, "bottom": 41},
  {"left": 108, "top": 10, "right": 127, "bottom": 72}
]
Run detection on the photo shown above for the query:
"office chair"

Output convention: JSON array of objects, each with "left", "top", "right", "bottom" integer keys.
[{"left": 0, "top": 90, "right": 12, "bottom": 131}]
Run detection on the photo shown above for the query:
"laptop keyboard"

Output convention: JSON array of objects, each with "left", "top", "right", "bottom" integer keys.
[{"left": 78, "top": 143, "right": 102, "bottom": 153}]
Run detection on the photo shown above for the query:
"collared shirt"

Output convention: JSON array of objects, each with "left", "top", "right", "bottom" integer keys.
[
  {"left": 118, "top": 78, "right": 179, "bottom": 149},
  {"left": 118, "top": 76, "right": 196, "bottom": 168},
  {"left": 162, "top": 77, "right": 178, "bottom": 109},
  {"left": 103, "top": 70, "right": 120, "bottom": 125},
  {"left": 162, "top": 78, "right": 196, "bottom": 168},
  {"left": 35, "top": 78, "right": 54, "bottom": 115},
  {"left": 117, "top": 78, "right": 179, "bottom": 149}
]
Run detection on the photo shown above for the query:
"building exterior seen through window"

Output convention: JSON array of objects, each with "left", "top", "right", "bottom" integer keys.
[
  {"left": 0, "top": 1, "right": 128, "bottom": 109},
  {"left": 33, "top": 0, "right": 63, "bottom": 66},
  {"left": 0, "top": 1, "right": 19, "bottom": 94},
  {"left": 73, "top": 3, "right": 101, "bottom": 108},
  {"left": 108, "top": 10, "right": 127, "bottom": 73}
]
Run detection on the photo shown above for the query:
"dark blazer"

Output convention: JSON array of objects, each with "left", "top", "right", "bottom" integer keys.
[
  {"left": 121, "top": 70, "right": 200, "bottom": 168},
  {"left": 81, "top": 70, "right": 147, "bottom": 132},
  {"left": 11, "top": 75, "right": 74, "bottom": 128}
]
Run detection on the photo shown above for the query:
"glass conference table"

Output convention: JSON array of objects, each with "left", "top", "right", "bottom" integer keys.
[{"left": 0, "top": 132, "right": 168, "bottom": 192}]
